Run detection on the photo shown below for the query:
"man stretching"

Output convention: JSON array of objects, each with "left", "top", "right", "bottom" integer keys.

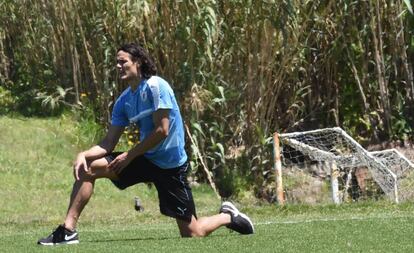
[{"left": 38, "top": 43, "right": 254, "bottom": 245}]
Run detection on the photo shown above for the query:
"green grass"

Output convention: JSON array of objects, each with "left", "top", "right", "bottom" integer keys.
[{"left": 1, "top": 115, "right": 414, "bottom": 252}]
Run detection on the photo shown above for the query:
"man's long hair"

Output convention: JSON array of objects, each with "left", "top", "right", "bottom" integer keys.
[{"left": 117, "top": 43, "right": 157, "bottom": 79}]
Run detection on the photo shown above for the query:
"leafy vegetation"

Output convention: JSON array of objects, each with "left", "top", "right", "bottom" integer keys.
[{"left": 1, "top": 0, "right": 413, "bottom": 199}]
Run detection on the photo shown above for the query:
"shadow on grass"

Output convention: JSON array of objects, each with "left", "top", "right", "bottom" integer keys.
[
  {"left": 87, "top": 236, "right": 175, "bottom": 243},
  {"left": 86, "top": 233, "right": 234, "bottom": 243}
]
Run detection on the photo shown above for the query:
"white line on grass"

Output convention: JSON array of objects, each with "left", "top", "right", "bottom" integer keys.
[{"left": 255, "top": 214, "right": 414, "bottom": 226}]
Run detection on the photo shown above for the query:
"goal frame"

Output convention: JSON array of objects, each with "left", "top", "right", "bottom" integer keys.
[{"left": 273, "top": 127, "right": 400, "bottom": 204}]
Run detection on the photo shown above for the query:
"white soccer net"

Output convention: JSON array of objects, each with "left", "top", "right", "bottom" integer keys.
[{"left": 276, "top": 127, "right": 414, "bottom": 203}]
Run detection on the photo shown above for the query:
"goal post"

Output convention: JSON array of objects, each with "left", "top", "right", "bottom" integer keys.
[
  {"left": 273, "top": 127, "right": 414, "bottom": 204},
  {"left": 273, "top": 132, "right": 285, "bottom": 205}
]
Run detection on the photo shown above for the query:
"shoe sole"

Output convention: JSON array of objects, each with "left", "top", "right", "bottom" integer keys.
[
  {"left": 221, "top": 201, "right": 255, "bottom": 233},
  {"left": 38, "top": 240, "right": 79, "bottom": 246}
]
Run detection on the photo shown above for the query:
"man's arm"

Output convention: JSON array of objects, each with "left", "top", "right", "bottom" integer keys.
[
  {"left": 108, "top": 109, "right": 170, "bottom": 174},
  {"left": 73, "top": 125, "right": 124, "bottom": 180},
  {"left": 83, "top": 125, "right": 125, "bottom": 160}
]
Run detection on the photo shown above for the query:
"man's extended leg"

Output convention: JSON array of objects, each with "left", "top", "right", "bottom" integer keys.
[
  {"left": 176, "top": 214, "right": 231, "bottom": 237},
  {"left": 176, "top": 202, "right": 254, "bottom": 237}
]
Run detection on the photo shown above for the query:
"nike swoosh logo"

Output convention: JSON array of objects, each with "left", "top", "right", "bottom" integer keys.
[{"left": 64, "top": 233, "right": 78, "bottom": 241}]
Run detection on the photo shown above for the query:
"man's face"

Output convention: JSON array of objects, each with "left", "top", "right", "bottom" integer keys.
[{"left": 116, "top": 50, "right": 140, "bottom": 81}]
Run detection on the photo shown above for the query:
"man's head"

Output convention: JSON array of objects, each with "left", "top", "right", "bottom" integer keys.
[{"left": 116, "top": 43, "right": 157, "bottom": 82}]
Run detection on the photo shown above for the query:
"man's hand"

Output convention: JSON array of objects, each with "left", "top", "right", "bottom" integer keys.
[
  {"left": 108, "top": 152, "right": 132, "bottom": 175},
  {"left": 73, "top": 153, "right": 88, "bottom": 180}
]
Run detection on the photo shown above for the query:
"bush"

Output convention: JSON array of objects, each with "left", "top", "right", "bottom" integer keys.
[{"left": 0, "top": 85, "right": 15, "bottom": 114}]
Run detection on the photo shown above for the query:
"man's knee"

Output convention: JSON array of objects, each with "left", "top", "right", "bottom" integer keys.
[
  {"left": 77, "top": 167, "right": 96, "bottom": 181},
  {"left": 77, "top": 159, "right": 109, "bottom": 181},
  {"left": 177, "top": 217, "right": 207, "bottom": 238},
  {"left": 180, "top": 227, "right": 206, "bottom": 238}
]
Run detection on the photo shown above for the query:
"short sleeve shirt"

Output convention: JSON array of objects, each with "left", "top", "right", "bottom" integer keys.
[{"left": 111, "top": 76, "right": 187, "bottom": 169}]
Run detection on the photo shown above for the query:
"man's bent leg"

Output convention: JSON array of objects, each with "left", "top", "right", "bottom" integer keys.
[
  {"left": 38, "top": 157, "right": 119, "bottom": 246},
  {"left": 64, "top": 158, "right": 118, "bottom": 230},
  {"left": 176, "top": 214, "right": 231, "bottom": 237}
]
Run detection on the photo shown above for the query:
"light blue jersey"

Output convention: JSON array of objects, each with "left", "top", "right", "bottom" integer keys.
[{"left": 111, "top": 76, "right": 187, "bottom": 169}]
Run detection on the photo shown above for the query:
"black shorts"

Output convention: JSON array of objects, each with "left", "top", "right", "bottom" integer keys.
[{"left": 105, "top": 153, "right": 196, "bottom": 222}]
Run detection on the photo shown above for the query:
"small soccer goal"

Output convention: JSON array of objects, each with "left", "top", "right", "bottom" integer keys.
[{"left": 272, "top": 127, "right": 414, "bottom": 204}]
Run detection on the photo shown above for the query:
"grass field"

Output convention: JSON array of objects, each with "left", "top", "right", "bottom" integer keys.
[{"left": 1, "top": 115, "right": 414, "bottom": 252}]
